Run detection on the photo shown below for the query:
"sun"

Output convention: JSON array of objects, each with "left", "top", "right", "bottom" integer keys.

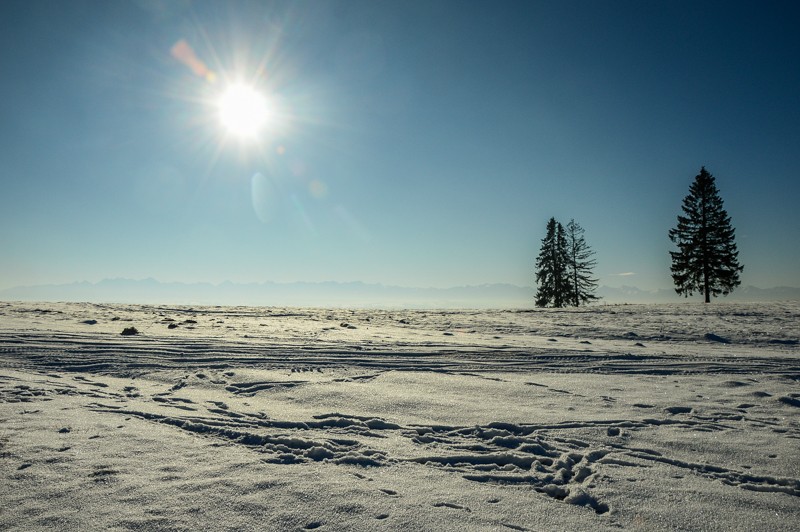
[{"left": 217, "top": 83, "right": 271, "bottom": 139}]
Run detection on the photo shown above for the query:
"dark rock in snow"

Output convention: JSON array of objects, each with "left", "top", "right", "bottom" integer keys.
[{"left": 120, "top": 327, "right": 139, "bottom": 336}]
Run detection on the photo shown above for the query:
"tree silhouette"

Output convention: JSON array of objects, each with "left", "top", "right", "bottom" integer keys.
[
  {"left": 669, "top": 167, "right": 743, "bottom": 303},
  {"left": 535, "top": 218, "right": 571, "bottom": 307},
  {"left": 565, "top": 219, "right": 599, "bottom": 306}
]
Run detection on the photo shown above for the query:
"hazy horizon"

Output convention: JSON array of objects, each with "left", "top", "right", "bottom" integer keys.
[
  {"left": 2, "top": 1, "right": 798, "bottom": 294},
  {"left": 2, "top": 276, "right": 798, "bottom": 308}
]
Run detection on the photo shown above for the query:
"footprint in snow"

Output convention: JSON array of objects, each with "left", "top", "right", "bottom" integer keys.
[
  {"left": 433, "top": 502, "right": 471, "bottom": 512},
  {"left": 778, "top": 396, "right": 800, "bottom": 408},
  {"left": 664, "top": 406, "right": 693, "bottom": 415}
]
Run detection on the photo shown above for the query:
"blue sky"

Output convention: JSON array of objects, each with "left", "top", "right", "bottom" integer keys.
[{"left": 1, "top": 0, "right": 798, "bottom": 293}]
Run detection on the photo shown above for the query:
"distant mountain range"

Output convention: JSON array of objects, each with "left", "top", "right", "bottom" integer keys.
[
  {"left": 1, "top": 279, "right": 798, "bottom": 308},
  {"left": 0, "top": 279, "right": 528, "bottom": 308},
  {"left": 595, "top": 284, "right": 800, "bottom": 303}
]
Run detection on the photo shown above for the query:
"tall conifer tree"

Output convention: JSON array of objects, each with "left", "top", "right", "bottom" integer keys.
[
  {"left": 535, "top": 218, "right": 571, "bottom": 307},
  {"left": 669, "top": 167, "right": 743, "bottom": 303},
  {"left": 565, "top": 219, "right": 599, "bottom": 306}
]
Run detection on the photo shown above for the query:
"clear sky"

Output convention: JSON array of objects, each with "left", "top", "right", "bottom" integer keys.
[{"left": 1, "top": 0, "right": 798, "bottom": 292}]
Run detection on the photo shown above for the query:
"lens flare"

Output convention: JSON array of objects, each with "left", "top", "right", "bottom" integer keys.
[
  {"left": 309, "top": 179, "right": 328, "bottom": 199},
  {"left": 170, "top": 39, "right": 216, "bottom": 83}
]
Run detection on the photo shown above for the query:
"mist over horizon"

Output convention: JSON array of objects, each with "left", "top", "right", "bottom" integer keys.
[{"left": 2, "top": 277, "right": 798, "bottom": 308}]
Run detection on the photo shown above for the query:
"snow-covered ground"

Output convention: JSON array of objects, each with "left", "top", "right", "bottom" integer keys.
[{"left": 1, "top": 301, "right": 798, "bottom": 531}]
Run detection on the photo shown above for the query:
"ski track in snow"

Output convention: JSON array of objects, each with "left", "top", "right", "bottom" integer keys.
[{"left": 1, "top": 301, "right": 798, "bottom": 530}]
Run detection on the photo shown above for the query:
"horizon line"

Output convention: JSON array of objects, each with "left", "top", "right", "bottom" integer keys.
[{"left": 2, "top": 277, "right": 799, "bottom": 293}]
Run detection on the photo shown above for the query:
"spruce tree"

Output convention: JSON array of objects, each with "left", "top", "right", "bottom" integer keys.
[
  {"left": 669, "top": 167, "right": 743, "bottom": 303},
  {"left": 535, "top": 218, "right": 571, "bottom": 307},
  {"left": 565, "top": 219, "right": 599, "bottom": 306}
]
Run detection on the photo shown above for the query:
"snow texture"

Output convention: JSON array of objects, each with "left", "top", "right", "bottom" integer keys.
[{"left": 0, "top": 301, "right": 798, "bottom": 530}]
